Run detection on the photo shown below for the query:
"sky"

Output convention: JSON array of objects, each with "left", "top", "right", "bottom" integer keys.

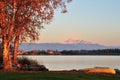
[{"left": 39, "top": 0, "right": 120, "bottom": 46}]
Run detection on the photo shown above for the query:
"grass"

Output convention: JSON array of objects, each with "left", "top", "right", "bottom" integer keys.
[{"left": 0, "top": 71, "right": 120, "bottom": 80}]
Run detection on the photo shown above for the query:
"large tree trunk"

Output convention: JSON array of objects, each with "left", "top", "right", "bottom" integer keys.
[
  {"left": 13, "top": 35, "right": 19, "bottom": 64},
  {"left": 3, "top": 37, "right": 12, "bottom": 71}
]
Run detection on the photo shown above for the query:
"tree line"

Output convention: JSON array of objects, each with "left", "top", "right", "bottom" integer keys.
[
  {"left": 61, "top": 49, "right": 120, "bottom": 55},
  {"left": 22, "top": 49, "right": 120, "bottom": 55}
]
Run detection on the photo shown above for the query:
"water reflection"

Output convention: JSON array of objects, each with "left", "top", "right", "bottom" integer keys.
[{"left": 19, "top": 55, "right": 120, "bottom": 71}]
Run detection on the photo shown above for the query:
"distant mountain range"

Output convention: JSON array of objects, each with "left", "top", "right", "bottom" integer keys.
[{"left": 18, "top": 42, "right": 120, "bottom": 52}]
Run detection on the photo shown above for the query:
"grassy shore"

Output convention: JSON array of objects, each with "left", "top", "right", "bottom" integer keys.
[{"left": 0, "top": 71, "right": 120, "bottom": 80}]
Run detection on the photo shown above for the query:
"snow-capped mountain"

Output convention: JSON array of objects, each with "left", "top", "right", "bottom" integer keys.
[
  {"left": 62, "top": 39, "right": 93, "bottom": 44},
  {"left": 18, "top": 40, "right": 120, "bottom": 52}
]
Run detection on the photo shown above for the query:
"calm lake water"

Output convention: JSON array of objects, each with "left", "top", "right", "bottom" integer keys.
[{"left": 19, "top": 55, "right": 120, "bottom": 71}]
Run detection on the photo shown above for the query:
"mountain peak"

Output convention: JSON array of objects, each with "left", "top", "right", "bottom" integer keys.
[{"left": 62, "top": 38, "right": 92, "bottom": 44}]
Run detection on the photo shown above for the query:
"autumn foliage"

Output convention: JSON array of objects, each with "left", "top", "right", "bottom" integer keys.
[{"left": 0, "top": 0, "right": 72, "bottom": 71}]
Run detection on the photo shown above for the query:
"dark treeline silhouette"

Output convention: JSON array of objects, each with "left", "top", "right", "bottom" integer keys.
[
  {"left": 22, "top": 49, "right": 120, "bottom": 55},
  {"left": 61, "top": 49, "right": 120, "bottom": 55}
]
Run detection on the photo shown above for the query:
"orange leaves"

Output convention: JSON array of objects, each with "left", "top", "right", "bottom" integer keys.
[
  {"left": 0, "top": 0, "right": 72, "bottom": 71},
  {"left": 0, "top": 2, "right": 4, "bottom": 9},
  {"left": 0, "top": 0, "right": 72, "bottom": 42}
]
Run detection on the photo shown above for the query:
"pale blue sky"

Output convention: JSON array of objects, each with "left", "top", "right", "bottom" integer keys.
[{"left": 40, "top": 0, "right": 120, "bottom": 46}]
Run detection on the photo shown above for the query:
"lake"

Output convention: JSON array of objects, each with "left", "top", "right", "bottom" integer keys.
[{"left": 19, "top": 55, "right": 120, "bottom": 71}]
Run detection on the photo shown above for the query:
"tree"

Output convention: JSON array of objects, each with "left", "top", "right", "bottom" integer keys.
[
  {"left": 13, "top": 0, "right": 70, "bottom": 64},
  {"left": 0, "top": 0, "right": 72, "bottom": 71},
  {"left": 0, "top": 0, "right": 17, "bottom": 71}
]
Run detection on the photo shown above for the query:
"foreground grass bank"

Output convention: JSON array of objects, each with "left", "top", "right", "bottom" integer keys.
[{"left": 0, "top": 71, "right": 120, "bottom": 80}]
